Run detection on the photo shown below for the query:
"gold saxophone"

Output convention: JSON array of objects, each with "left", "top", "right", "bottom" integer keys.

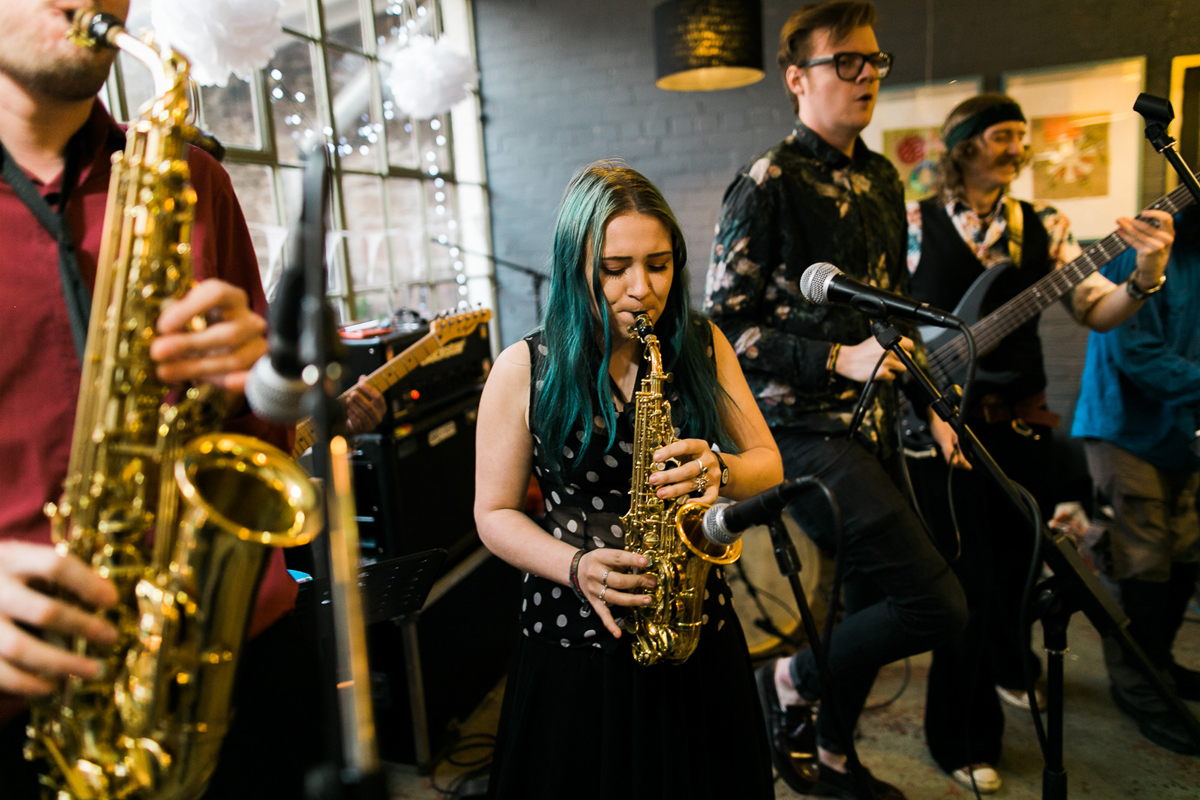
[
  {"left": 621, "top": 315, "right": 741, "bottom": 666},
  {"left": 25, "top": 11, "right": 322, "bottom": 800}
]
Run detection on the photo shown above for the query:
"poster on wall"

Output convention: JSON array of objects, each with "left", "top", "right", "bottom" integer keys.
[
  {"left": 1168, "top": 54, "right": 1200, "bottom": 193},
  {"left": 861, "top": 77, "right": 982, "bottom": 202},
  {"left": 1002, "top": 57, "right": 1145, "bottom": 240},
  {"left": 1029, "top": 113, "right": 1110, "bottom": 199}
]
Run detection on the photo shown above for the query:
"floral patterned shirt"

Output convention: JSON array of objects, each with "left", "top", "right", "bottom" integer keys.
[
  {"left": 704, "top": 122, "right": 921, "bottom": 455},
  {"left": 906, "top": 191, "right": 1115, "bottom": 322}
]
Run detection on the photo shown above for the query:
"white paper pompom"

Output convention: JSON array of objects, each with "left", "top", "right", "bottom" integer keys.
[
  {"left": 385, "top": 35, "right": 478, "bottom": 120},
  {"left": 150, "top": 0, "right": 283, "bottom": 87}
]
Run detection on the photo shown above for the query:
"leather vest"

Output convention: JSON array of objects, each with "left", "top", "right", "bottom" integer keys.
[{"left": 911, "top": 197, "right": 1051, "bottom": 405}]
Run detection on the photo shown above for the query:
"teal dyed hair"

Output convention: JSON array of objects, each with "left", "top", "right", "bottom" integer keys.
[{"left": 534, "top": 160, "right": 736, "bottom": 475}]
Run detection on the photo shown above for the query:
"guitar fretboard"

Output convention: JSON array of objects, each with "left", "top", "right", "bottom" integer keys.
[
  {"left": 290, "top": 330, "right": 442, "bottom": 457},
  {"left": 929, "top": 184, "right": 1195, "bottom": 384}
]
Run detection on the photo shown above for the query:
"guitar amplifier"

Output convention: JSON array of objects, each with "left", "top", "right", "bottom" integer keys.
[
  {"left": 341, "top": 318, "right": 491, "bottom": 429},
  {"left": 349, "top": 385, "right": 483, "bottom": 566}
]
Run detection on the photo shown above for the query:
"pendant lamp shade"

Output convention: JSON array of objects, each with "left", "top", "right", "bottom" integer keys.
[{"left": 654, "top": 0, "right": 764, "bottom": 92}]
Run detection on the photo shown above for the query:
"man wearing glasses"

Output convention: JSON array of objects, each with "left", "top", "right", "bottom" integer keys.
[{"left": 705, "top": 2, "right": 967, "bottom": 798}]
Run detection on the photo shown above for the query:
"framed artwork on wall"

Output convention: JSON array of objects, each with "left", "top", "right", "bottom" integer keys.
[
  {"left": 1168, "top": 54, "right": 1200, "bottom": 193},
  {"left": 861, "top": 77, "right": 983, "bottom": 202},
  {"left": 1002, "top": 57, "right": 1146, "bottom": 240}
]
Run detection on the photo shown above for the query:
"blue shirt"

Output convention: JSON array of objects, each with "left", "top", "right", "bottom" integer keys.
[{"left": 1072, "top": 207, "right": 1200, "bottom": 471}]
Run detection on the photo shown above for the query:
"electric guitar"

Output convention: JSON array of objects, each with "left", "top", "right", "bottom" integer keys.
[
  {"left": 291, "top": 308, "right": 491, "bottom": 457},
  {"left": 902, "top": 184, "right": 1195, "bottom": 451}
]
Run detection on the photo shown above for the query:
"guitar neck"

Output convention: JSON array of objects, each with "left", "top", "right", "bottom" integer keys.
[
  {"left": 360, "top": 330, "right": 443, "bottom": 395},
  {"left": 291, "top": 329, "right": 442, "bottom": 457},
  {"left": 929, "top": 184, "right": 1195, "bottom": 384}
]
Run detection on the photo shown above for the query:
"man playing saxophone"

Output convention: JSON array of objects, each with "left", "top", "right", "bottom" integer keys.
[{"left": 0, "top": 2, "right": 381, "bottom": 797}]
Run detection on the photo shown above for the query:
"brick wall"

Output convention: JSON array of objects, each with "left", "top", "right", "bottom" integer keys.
[{"left": 472, "top": 0, "right": 1200, "bottom": 430}]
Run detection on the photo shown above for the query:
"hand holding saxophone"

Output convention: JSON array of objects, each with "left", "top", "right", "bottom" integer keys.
[
  {"left": 0, "top": 542, "right": 118, "bottom": 696},
  {"left": 576, "top": 549, "right": 656, "bottom": 638},
  {"left": 647, "top": 438, "right": 721, "bottom": 503},
  {"left": 149, "top": 278, "right": 268, "bottom": 394}
]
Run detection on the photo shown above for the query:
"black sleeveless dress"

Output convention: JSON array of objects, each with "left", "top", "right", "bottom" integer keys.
[{"left": 486, "top": 332, "right": 773, "bottom": 800}]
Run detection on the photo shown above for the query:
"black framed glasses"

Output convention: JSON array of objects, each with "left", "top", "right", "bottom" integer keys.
[{"left": 798, "top": 51, "right": 893, "bottom": 81}]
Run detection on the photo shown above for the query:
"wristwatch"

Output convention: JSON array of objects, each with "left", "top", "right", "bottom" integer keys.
[
  {"left": 713, "top": 450, "right": 730, "bottom": 488},
  {"left": 1125, "top": 273, "right": 1165, "bottom": 301}
]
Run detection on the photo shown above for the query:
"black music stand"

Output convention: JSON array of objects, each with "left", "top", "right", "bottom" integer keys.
[{"left": 296, "top": 550, "right": 448, "bottom": 634}]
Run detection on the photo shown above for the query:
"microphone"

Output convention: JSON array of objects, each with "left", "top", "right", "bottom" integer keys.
[
  {"left": 244, "top": 354, "right": 308, "bottom": 424},
  {"left": 245, "top": 148, "right": 330, "bottom": 424},
  {"left": 244, "top": 236, "right": 309, "bottom": 423},
  {"left": 701, "top": 478, "right": 817, "bottom": 546},
  {"left": 800, "top": 262, "right": 962, "bottom": 328}
]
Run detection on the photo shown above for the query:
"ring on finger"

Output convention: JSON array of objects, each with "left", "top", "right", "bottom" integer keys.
[
  {"left": 694, "top": 474, "right": 709, "bottom": 495},
  {"left": 694, "top": 458, "right": 707, "bottom": 475},
  {"left": 601, "top": 569, "right": 610, "bottom": 587},
  {"left": 598, "top": 585, "right": 608, "bottom": 603}
]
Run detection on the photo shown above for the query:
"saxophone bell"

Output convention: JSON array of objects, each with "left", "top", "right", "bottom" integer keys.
[{"left": 27, "top": 12, "right": 323, "bottom": 800}]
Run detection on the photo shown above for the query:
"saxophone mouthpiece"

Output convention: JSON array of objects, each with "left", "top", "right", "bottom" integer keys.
[
  {"left": 68, "top": 8, "right": 125, "bottom": 50},
  {"left": 632, "top": 314, "right": 654, "bottom": 342}
]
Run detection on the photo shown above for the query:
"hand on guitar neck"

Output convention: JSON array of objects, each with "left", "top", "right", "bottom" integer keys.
[
  {"left": 343, "top": 376, "right": 387, "bottom": 435},
  {"left": 1080, "top": 210, "right": 1175, "bottom": 329},
  {"left": 290, "top": 308, "right": 492, "bottom": 458},
  {"left": 1116, "top": 209, "right": 1174, "bottom": 291}
]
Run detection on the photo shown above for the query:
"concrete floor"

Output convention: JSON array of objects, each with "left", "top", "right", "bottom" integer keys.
[{"left": 384, "top": 606, "right": 1200, "bottom": 799}]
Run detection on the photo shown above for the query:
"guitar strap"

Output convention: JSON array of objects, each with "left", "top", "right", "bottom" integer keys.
[{"left": 1005, "top": 195, "right": 1024, "bottom": 267}]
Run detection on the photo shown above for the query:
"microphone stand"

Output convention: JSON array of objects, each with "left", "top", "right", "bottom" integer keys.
[
  {"left": 293, "top": 145, "right": 387, "bottom": 800},
  {"left": 759, "top": 477, "right": 877, "bottom": 800},
  {"left": 731, "top": 559, "right": 803, "bottom": 648},
  {"left": 1135, "top": 93, "right": 1200, "bottom": 206},
  {"left": 870, "top": 318, "right": 1200, "bottom": 800},
  {"left": 427, "top": 237, "right": 548, "bottom": 321}
]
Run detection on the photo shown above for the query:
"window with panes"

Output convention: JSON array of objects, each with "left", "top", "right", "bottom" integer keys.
[{"left": 104, "top": 0, "right": 494, "bottom": 325}]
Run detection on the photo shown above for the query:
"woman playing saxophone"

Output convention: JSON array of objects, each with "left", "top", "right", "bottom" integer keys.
[{"left": 475, "top": 160, "right": 782, "bottom": 799}]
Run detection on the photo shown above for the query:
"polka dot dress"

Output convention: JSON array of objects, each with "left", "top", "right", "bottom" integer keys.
[{"left": 520, "top": 332, "right": 734, "bottom": 652}]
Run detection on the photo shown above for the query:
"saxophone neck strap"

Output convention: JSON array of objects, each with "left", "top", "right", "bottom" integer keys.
[{"left": 0, "top": 127, "right": 93, "bottom": 363}]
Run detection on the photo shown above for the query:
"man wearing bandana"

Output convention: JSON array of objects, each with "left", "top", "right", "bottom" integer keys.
[{"left": 904, "top": 93, "right": 1175, "bottom": 791}]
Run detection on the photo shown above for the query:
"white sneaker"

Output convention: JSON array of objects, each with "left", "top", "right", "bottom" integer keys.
[
  {"left": 951, "top": 764, "right": 1001, "bottom": 794},
  {"left": 996, "top": 684, "right": 1046, "bottom": 711}
]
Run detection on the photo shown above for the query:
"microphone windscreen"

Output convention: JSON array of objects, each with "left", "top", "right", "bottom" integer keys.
[
  {"left": 245, "top": 355, "right": 308, "bottom": 424},
  {"left": 702, "top": 503, "right": 739, "bottom": 547},
  {"left": 800, "top": 262, "right": 840, "bottom": 305}
]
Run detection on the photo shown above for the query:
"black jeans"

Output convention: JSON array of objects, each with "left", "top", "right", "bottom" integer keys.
[
  {"left": 0, "top": 610, "right": 323, "bottom": 799},
  {"left": 777, "top": 431, "right": 967, "bottom": 755},
  {"left": 908, "top": 420, "right": 1054, "bottom": 772}
]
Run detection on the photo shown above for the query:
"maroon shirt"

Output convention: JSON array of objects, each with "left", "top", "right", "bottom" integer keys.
[{"left": 0, "top": 103, "right": 297, "bottom": 724}]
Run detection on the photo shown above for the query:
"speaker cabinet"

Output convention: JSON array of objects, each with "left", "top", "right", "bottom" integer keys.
[{"left": 350, "top": 386, "right": 482, "bottom": 566}]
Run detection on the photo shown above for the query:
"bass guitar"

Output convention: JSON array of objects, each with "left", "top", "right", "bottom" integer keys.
[
  {"left": 902, "top": 184, "right": 1194, "bottom": 452},
  {"left": 292, "top": 308, "right": 491, "bottom": 457}
]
